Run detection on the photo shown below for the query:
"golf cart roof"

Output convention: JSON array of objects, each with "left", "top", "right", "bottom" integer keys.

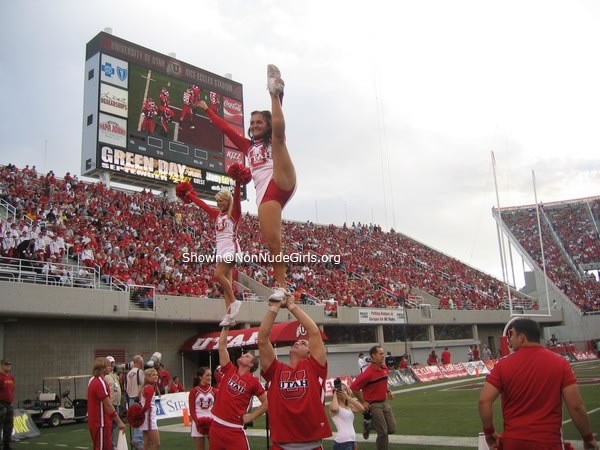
[{"left": 42, "top": 375, "right": 91, "bottom": 381}]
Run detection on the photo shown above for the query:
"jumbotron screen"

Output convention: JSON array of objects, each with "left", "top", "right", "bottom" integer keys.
[{"left": 81, "top": 31, "right": 246, "bottom": 199}]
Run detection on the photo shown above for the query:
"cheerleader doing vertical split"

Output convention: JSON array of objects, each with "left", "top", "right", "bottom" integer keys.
[
  {"left": 198, "top": 64, "right": 296, "bottom": 303},
  {"left": 176, "top": 167, "right": 249, "bottom": 327}
]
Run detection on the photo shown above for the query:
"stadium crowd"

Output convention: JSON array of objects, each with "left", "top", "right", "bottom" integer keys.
[
  {"left": 500, "top": 199, "right": 600, "bottom": 313},
  {"left": 1, "top": 164, "right": 595, "bottom": 313}
]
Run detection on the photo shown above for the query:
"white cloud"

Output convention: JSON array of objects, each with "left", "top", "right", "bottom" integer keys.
[{"left": 1, "top": 0, "right": 598, "bottom": 284}]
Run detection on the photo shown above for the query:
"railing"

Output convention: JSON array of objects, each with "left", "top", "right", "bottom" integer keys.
[
  {"left": 109, "top": 276, "right": 129, "bottom": 292},
  {"left": 128, "top": 284, "right": 156, "bottom": 311},
  {"left": 0, "top": 198, "right": 17, "bottom": 222},
  {"left": 0, "top": 256, "right": 100, "bottom": 288}
]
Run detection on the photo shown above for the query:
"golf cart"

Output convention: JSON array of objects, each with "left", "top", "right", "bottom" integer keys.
[{"left": 20, "top": 375, "right": 89, "bottom": 427}]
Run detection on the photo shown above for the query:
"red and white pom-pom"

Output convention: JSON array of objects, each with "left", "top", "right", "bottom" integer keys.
[
  {"left": 175, "top": 181, "right": 196, "bottom": 203},
  {"left": 126, "top": 403, "right": 145, "bottom": 428},
  {"left": 227, "top": 163, "right": 252, "bottom": 185},
  {"left": 196, "top": 416, "right": 213, "bottom": 435}
]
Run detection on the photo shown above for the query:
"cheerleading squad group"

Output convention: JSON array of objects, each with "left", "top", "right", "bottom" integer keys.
[{"left": 85, "top": 66, "right": 598, "bottom": 450}]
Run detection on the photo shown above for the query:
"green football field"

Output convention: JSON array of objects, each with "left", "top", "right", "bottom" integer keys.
[{"left": 12, "top": 360, "right": 600, "bottom": 449}]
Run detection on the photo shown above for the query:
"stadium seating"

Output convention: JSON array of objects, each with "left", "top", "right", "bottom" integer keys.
[
  {"left": 499, "top": 199, "right": 600, "bottom": 313},
  {"left": 3, "top": 163, "right": 589, "bottom": 312}
]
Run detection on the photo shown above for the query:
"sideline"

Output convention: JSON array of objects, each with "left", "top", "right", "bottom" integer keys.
[
  {"left": 160, "top": 423, "right": 585, "bottom": 449},
  {"left": 159, "top": 422, "right": 480, "bottom": 447}
]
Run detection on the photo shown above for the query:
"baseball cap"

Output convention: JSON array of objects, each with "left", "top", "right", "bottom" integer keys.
[
  {"left": 106, "top": 356, "right": 115, "bottom": 364},
  {"left": 1, "top": 359, "right": 11, "bottom": 365}
]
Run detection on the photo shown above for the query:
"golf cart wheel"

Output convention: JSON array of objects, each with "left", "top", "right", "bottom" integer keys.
[{"left": 49, "top": 413, "right": 62, "bottom": 427}]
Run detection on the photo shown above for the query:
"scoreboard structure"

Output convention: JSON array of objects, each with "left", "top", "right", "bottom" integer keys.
[{"left": 81, "top": 31, "right": 247, "bottom": 199}]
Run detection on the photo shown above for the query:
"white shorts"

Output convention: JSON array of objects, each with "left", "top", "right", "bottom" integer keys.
[{"left": 139, "top": 416, "right": 158, "bottom": 431}]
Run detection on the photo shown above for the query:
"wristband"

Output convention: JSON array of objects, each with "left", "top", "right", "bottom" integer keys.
[
  {"left": 582, "top": 433, "right": 594, "bottom": 443},
  {"left": 483, "top": 426, "right": 495, "bottom": 436},
  {"left": 268, "top": 306, "right": 279, "bottom": 314}
]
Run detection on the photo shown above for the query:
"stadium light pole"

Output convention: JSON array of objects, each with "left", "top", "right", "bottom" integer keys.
[
  {"left": 532, "top": 170, "right": 551, "bottom": 313},
  {"left": 491, "top": 151, "right": 513, "bottom": 310}
]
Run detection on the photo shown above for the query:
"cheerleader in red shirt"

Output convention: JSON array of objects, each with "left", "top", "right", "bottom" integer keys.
[
  {"left": 189, "top": 367, "right": 217, "bottom": 450},
  {"left": 176, "top": 170, "right": 247, "bottom": 327},
  {"left": 198, "top": 64, "right": 296, "bottom": 303},
  {"left": 139, "top": 369, "right": 160, "bottom": 450}
]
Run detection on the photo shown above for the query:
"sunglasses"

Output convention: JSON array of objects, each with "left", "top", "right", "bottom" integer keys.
[{"left": 506, "top": 329, "right": 521, "bottom": 339}]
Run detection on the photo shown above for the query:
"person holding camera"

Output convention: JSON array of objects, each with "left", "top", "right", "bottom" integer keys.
[
  {"left": 330, "top": 378, "right": 364, "bottom": 450},
  {"left": 350, "top": 346, "right": 396, "bottom": 450},
  {"left": 125, "top": 355, "right": 144, "bottom": 450}
]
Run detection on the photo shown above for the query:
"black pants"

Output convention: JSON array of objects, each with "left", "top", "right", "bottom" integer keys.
[{"left": 0, "top": 402, "right": 13, "bottom": 446}]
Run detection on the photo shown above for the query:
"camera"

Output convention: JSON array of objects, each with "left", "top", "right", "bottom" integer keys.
[
  {"left": 144, "top": 352, "right": 162, "bottom": 369},
  {"left": 115, "top": 352, "right": 162, "bottom": 372},
  {"left": 116, "top": 361, "right": 134, "bottom": 372},
  {"left": 333, "top": 377, "right": 342, "bottom": 391}
]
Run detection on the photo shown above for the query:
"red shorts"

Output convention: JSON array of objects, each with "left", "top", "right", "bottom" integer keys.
[
  {"left": 499, "top": 436, "right": 565, "bottom": 450},
  {"left": 271, "top": 444, "right": 323, "bottom": 450},
  {"left": 208, "top": 421, "right": 249, "bottom": 450},
  {"left": 89, "top": 425, "right": 112, "bottom": 450},
  {"left": 261, "top": 179, "right": 295, "bottom": 208}
]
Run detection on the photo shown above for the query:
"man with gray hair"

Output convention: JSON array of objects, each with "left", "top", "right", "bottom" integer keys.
[{"left": 125, "top": 355, "right": 144, "bottom": 450}]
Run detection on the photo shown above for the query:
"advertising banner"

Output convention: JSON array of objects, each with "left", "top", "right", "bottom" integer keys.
[
  {"left": 12, "top": 409, "right": 41, "bottom": 440},
  {"left": 463, "top": 360, "right": 490, "bottom": 376},
  {"left": 411, "top": 365, "right": 444, "bottom": 383},
  {"left": 572, "top": 351, "right": 598, "bottom": 361},
  {"left": 100, "top": 83, "right": 128, "bottom": 118},
  {"left": 100, "top": 54, "right": 128, "bottom": 89},
  {"left": 154, "top": 392, "right": 188, "bottom": 421},
  {"left": 224, "top": 149, "right": 244, "bottom": 172},
  {"left": 223, "top": 123, "right": 245, "bottom": 150},
  {"left": 99, "top": 113, "right": 127, "bottom": 147},
  {"left": 438, "top": 363, "right": 469, "bottom": 379},
  {"left": 358, "top": 308, "right": 405, "bottom": 324},
  {"left": 223, "top": 96, "right": 243, "bottom": 125},
  {"left": 388, "top": 369, "right": 418, "bottom": 387},
  {"left": 97, "top": 145, "right": 237, "bottom": 195}
]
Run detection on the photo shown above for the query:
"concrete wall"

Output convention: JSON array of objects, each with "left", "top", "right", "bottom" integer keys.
[
  {"left": 3, "top": 279, "right": 597, "bottom": 405},
  {"left": 3, "top": 317, "right": 203, "bottom": 405}
]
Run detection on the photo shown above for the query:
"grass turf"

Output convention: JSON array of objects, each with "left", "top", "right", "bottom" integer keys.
[{"left": 12, "top": 361, "right": 600, "bottom": 449}]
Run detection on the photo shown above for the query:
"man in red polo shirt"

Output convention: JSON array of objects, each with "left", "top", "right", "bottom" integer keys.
[
  {"left": 441, "top": 348, "right": 451, "bottom": 365},
  {"left": 0, "top": 360, "right": 15, "bottom": 450},
  {"left": 88, "top": 357, "right": 125, "bottom": 450},
  {"left": 350, "top": 345, "right": 396, "bottom": 450},
  {"left": 479, "top": 318, "right": 598, "bottom": 450}
]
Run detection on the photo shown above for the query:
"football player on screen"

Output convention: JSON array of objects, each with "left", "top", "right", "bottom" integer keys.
[{"left": 141, "top": 97, "right": 158, "bottom": 134}]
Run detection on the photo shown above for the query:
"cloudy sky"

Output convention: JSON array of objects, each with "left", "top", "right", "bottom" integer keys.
[{"left": 1, "top": 0, "right": 598, "bottom": 284}]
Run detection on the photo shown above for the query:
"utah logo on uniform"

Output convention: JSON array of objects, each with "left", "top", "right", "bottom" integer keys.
[
  {"left": 226, "top": 374, "right": 248, "bottom": 396},
  {"left": 279, "top": 369, "right": 308, "bottom": 399}
]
